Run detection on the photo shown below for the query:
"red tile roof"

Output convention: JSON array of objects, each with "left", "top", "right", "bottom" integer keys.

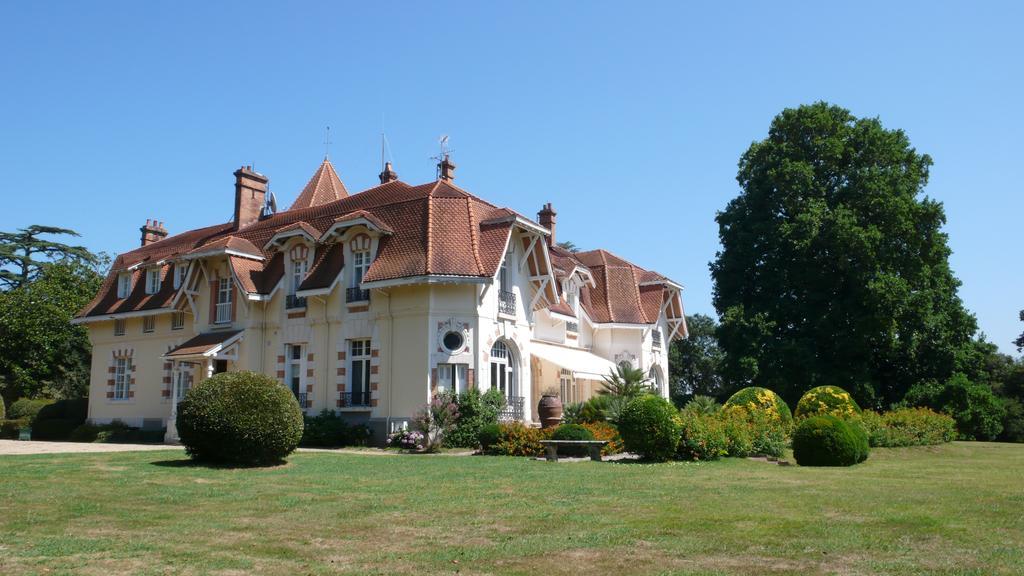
[
  {"left": 289, "top": 158, "right": 348, "bottom": 210},
  {"left": 164, "top": 330, "right": 242, "bottom": 358}
]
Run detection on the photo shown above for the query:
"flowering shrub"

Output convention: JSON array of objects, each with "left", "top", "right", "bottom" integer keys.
[
  {"left": 490, "top": 422, "right": 552, "bottom": 457},
  {"left": 677, "top": 411, "right": 728, "bottom": 461},
  {"left": 413, "top": 395, "right": 460, "bottom": 451},
  {"left": 387, "top": 429, "right": 426, "bottom": 451},
  {"left": 794, "top": 385, "right": 861, "bottom": 420},
  {"left": 580, "top": 421, "right": 624, "bottom": 455},
  {"left": 856, "top": 407, "right": 956, "bottom": 447},
  {"left": 442, "top": 389, "right": 506, "bottom": 448},
  {"left": 723, "top": 387, "right": 793, "bottom": 431}
]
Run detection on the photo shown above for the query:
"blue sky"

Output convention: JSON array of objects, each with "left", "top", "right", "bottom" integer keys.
[{"left": 1, "top": 1, "right": 1021, "bottom": 354}]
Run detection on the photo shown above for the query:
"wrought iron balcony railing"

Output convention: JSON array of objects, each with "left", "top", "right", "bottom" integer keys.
[
  {"left": 498, "top": 290, "right": 516, "bottom": 315},
  {"left": 498, "top": 396, "right": 525, "bottom": 421},
  {"left": 293, "top": 391, "right": 308, "bottom": 409},
  {"left": 652, "top": 329, "right": 663, "bottom": 349},
  {"left": 286, "top": 294, "right": 307, "bottom": 309},
  {"left": 339, "top": 391, "right": 372, "bottom": 408},
  {"left": 346, "top": 287, "right": 370, "bottom": 303},
  {"left": 566, "top": 321, "right": 579, "bottom": 333}
]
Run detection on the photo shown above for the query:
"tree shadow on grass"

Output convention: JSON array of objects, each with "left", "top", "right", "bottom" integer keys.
[{"left": 150, "top": 457, "right": 290, "bottom": 470}]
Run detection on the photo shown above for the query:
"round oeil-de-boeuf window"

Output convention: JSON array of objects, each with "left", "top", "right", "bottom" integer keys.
[{"left": 442, "top": 330, "right": 465, "bottom": 352}]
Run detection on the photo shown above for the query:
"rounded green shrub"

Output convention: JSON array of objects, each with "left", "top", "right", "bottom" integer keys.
[
  {"left": 792, "top": 414, "right": 865, "bottom": 467},
  {"left": 677, "top": 411, "right": 728, "bottom": 461},
  {"left": 7, "top": 398, "right": 55, "bottom": 422},
  {"left": 551, "top": 423, "right": 595, "bottom": 457},
  {"left": 477, "top": 422, "right": 501, "bottom": 453},
  {"left": 177, "top": 371, "right": 303, "bottom": 466},
  {"left": 618, "top": 395, "right": 681, "bottom": 462},
  {"left": 723, "top": 387, "right": 792, "bottom": 429},
  {"left": 794, "top": 385, "right": 861, "bottom": 420}
]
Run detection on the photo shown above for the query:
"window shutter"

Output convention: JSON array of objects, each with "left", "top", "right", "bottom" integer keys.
[{"left": 209, "top": 280, "right": 216, "bottom": 323}]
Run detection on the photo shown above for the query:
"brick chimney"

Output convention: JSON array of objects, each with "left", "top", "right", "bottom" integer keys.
[
  {"left": 437, "top": 154, "right": 456, "bottom": 181},
  {"left": 538, "top": 203, "right": 556, "bottom": 246},
  {"left": 379, "top": 161, "right": 398, "bottom": 184},
  {"left": 233, "top": 166, "right": 268, "bottom": 230},
  {"left": 140, "top": 219, "right": 168, "bottom": 246}
]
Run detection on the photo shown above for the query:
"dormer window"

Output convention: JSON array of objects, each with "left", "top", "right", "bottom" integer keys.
[
  {"left": 117, "top": 273, "right": 131, "bottom": 299},
  {"left": 173, "top": 264, "right": 187, "bottom": 290},
  {"left": 145, "top": 269, "right": 161, "bottom": 295},
  {"left": 346, "top": 235, "right": 372, "bottom": 303},
  {"left": 215, "top": 277, "right": 233, "bottom": 324},
  {"left": 566, "top": 281, "right": 579, "bottom": 316}
]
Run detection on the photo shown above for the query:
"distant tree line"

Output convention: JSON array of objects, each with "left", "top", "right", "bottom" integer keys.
[{"left": 669, "top": 102, "right": 1024, "bottom": 442}]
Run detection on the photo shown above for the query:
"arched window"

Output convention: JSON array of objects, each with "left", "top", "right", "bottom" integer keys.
[
  {"left": 649, "top": 366, "right": 664, "bottom": 396},
  {"left": 490, "top": 340, "right": 517, "bottom": 401}
]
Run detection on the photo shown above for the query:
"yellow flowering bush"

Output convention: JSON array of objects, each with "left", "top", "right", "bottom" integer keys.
[
  {"left": 723, "top": 387, "right": 793, "bottom": 431},
  {"left": 794, "top": 386, "right": 861, "bottom": 420}
]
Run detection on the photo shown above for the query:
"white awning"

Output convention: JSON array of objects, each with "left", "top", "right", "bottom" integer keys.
[{"left": 530, "top": 340, "right": 617, "bottom": 381}]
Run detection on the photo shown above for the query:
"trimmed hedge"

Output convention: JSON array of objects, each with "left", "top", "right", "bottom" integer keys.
[
  {"left": 487, "top": 422, "right": 552, "bottom": 457},
  {"left": 618, "top": 395, "right": 681, "bottom": 462},
  {"left": 31, "top": 419, "right": 81, "bottom": 440},
  {"left": 794, "top": 386, "right": 861, "bottom": 420},
  {"left": 723, "top": 387, "right": 793, "bottom": 430},
  {"left": 177, "top": 371, "right": 303, "bottom": 465},
  {"left": 301, "top": 411, "right": 373, "bottom": 447},
  {"left": 551, "top": 423, "right": 595, "bottom": 457},
  {"left": 69, "top": 422, "right": 165, "bottom": 444},
  {"left": 7, "top": 398, "right": 54, "bottom": 422},
  {"left": 792, "top": 414, "right": 866, "bottom": 467},
  {"left": 0, "top": 418, "right": 30, "bottom": 439},
  {"left": 858, "top": 407, "right": 956, "bottom": 447}
]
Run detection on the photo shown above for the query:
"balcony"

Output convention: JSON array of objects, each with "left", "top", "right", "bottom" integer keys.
[
  {"left": 652, "top": 329, "right": 663, "bottom": 349},
  {"left": 566, "top": 321, "right": 579, "bottom": 333},
  {"left": 498, "top": 396, "right": 525, "bottom": 421},
  {"left": 339, "top": 391, "right": 372, "bottom": 408},
  {"left": 346, "top": 287, "right": 370, "bottom": 303},
  {"left": 293, "top": 391, "right": 308, "bottom": 410},
  {"left": 286, "top": 294, "right": 307, "bottom": 309},
  {"left": 498, "top": 290, "right": 516, "bottom": 316}
]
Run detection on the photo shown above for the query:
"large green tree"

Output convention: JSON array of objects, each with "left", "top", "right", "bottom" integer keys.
[
  {"left": 0, "top": 255, "right": 106, "bottom": 403},
  {"left": 0, "top": 225, "right": 96, "bottom": 290},
  {"left": 711, "top": 102, "right": 976, "bottom": 409},
  {"left": 668, "top": 313, "right": 724, "bottom": 407}
]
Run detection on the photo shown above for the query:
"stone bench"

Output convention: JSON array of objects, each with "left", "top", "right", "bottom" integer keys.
[{"left": 539, "top": 439, "right": 608, "bottom": 462}]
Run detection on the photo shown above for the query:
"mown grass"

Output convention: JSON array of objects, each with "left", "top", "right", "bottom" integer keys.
[{"left": 0, "top": 442, "right": 1022, "bottom": 575}]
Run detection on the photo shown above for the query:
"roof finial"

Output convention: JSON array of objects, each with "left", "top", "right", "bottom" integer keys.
[{"left": 323, "top": 125, "right": 332, "bottom": 160}]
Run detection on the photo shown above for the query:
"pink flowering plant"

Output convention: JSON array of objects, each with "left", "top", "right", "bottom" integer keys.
[
  {"left": 413, "top": 394, "right": 460, "bottom": 452},
  {"left": 386, "top": 429, "right": 426, "bottom": 451}
]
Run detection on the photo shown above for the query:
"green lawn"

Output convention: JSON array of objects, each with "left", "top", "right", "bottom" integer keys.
[{"left": 1, "top": 443, "right": 1022, "bottom": 575}]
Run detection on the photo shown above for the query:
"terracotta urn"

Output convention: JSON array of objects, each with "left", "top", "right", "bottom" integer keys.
[{"left": 538, "top": 394, "right": 563, "bottom": 428}]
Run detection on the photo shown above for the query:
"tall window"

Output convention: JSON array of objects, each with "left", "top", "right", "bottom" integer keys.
[
  {"left": 351, "top": 250, "right": 369, "bottom": 288},
  {"left": 215, "top": 277, "right": 232, "bottom": 324},
  {"left": 499, "top": 246, "right": 512, "bottom": 292},
  {"left": 117, "top": 273, "right": 131, "bottom": 298},
  {"left": 174, "top": 363, "right": 194, "bottom": 401},
  {"left": 437, "top": 363, "right": 468, "bottom": 395},
  {"left": 566, "top": 282, "right": 579, "bottom": 315},
  {"left": 145, "top": 269, "right": 161, "bottom": 294},
  {"left": 142, "top": 315, "right": 155, "bottom": 333},
  {"left": 290, "top": 258, "right": 307, "bottom": 295},
  {"left": 349, "top": 339, "right": 371, "bottom": 405},
  {"left": 113, "top": 357, "right": 129, "bottom": 400},
  {"left": 113, "top": 319, "right": 126, "bottom": 336},
  {"left": 489, "top": 340, "right": 516, "bottom": 400},
  {"left": 173, "top": 264, "right": 187, "bottom": 290},
  {"left": 286, "top": 344, "right": 303, "bottom": 398},
  {"left": 171, "top": 310, "right": 185, "bottom": 330},
  {"left": 560, "top": 368, "right": 577, "bottom": 404}
]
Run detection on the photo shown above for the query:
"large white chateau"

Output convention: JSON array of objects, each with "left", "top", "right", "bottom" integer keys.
[{"left": 73, "top": 154, "right": 687, "bottom": 442}]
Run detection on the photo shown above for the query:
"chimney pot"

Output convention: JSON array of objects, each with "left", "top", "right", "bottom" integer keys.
[
  {"left": 437, "top": 154, "right": 456, "bottom": 181},
  {"left": 379, "top": 161, "right": 398, "bottom": 184},
  {"left": 538, "top": 203, "right": 557, "bottom": 247},
  {"left": 140, "top": 218, "right": 169, "bottom": 247},
  {"left": 233, "top": 166, "right": 269, "bottom": 230}
]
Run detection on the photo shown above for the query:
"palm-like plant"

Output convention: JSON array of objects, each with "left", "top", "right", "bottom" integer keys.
[
  {"left": 683, "top": 395, "right": 721, "bottom": 416},
  {"left": 599, "top": 365, "right": 654, "bottom": 398}
]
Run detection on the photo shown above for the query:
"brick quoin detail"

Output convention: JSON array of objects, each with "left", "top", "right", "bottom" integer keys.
[{"left": 277, "top": 355, "right": 286, "bottom": 363}]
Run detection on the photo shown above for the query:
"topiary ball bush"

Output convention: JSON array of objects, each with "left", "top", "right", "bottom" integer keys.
[
  {"left": 794, "top": 385, "right": 861, "bottom": 420},
  {"left": 792, "top": 414, "right": 866, "bottom": 467},
  {"left": 551, "top": 423, "right": 595, "bottom": 457},
  {"left": 477, "top": 422, "right": 501, "bottom": 453},
  {"left": 723, "top": 387, "right": 793, "bottom": 430},
  {"left": 617, "top": 395, "right": 681, "bottom": 462},
  {"left": 177, "top": 371, "right": 303, "bottom": 466},
  {"left": 7, "top": 398, "right": 55, "bottom": 422}
]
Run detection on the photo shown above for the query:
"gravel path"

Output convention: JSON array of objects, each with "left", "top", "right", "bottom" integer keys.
[{"left": 0, "top": 440, "right": 183, "bottom": 456}]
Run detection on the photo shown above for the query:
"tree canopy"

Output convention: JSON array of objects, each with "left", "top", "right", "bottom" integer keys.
[
  {"left": 711, "top": 102, "right": 976, "bottom": 409},
  {"left": 0, "top": 225, "right": 97, "bottom": 290},
  {"left": 668, "top": 313, "right": 724, "bottom": 406}
]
